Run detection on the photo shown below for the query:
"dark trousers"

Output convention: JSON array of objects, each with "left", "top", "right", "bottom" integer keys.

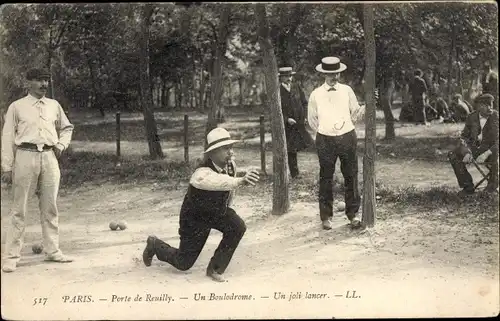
[
  {"left": 448, "top": 146, "right": 499, "bottom": 191},
  {"left": 412, "top": 97, "right": 427, "bottom": 124},
  {"left": 288, "top": 152, "right": 299, "bottom": 177},
  {"left": 155, "top": 208, "right": 246, "bottom": 274},
  {"left": 316, "top": 130, "right": 361, "bottom": 222}
]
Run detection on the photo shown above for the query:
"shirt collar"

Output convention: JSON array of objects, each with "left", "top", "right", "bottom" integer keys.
[
  {"left": 211, "top": 160, "right": 226, "bottom": 173},
  {"left": 281, "top": 83, "right": 291, "bottom": 92},
  {"left": 27, "top": 93, "right": 47, "bottom": 105},
  {"left": 323, "top": 82, "right": 338, "bottom": 91}
]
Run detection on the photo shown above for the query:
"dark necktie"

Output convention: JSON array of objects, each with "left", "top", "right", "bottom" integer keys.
[{"left": 328, "top": 87, "right": 336, "bottom": 92}]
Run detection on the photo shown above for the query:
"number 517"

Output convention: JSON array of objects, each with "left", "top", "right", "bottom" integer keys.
[{"left": 33, "top": 297, "right": 48, "bottom": 306}]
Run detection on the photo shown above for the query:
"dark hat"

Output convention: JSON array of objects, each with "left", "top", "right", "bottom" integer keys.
[
  {"left": 26, "top": 68, "right": 51, "bottom": 80},
  {"left": 474, "top": 93, "right": 494, "bottom": 105}
]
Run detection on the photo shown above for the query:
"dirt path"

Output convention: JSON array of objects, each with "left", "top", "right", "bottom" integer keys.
[{"left": 1, "top": 117, "right": 498, "bottom": 319}]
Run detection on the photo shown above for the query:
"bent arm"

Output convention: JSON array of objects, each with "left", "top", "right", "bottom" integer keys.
[
  {"left": 190, "top": 167, "right": 244, "bottom": 191},
  {"left": 56, "top": 103, "right": 74, "bottom": 150},
  {"left": 348, "top": 87, "right": 363, "bottom": 123}
]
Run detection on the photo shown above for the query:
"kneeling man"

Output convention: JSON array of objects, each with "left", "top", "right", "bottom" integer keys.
[
  {"left": 142, "top": 128, "right": 260, "bottom": 282},
  {"left": 448, "top": 94, "right": 498, "bottom": 194}
]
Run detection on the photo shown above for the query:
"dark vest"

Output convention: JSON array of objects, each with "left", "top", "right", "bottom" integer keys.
[{"left": 180, "top": 159, "right": 236, "bottom": 219}]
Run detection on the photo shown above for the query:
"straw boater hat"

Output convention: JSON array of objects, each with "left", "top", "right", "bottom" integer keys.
[
  {"left": 204, "top": 128, "right": 240, "bottom": 153},
  {"left": 277, "top": 67, "right": 296, "bottom": 76},
  {"left": 315, "top": 57, "right": 347, "bottom": 73}
]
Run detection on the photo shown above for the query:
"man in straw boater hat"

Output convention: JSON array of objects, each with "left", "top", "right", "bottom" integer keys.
[
  {"left": 278, "top": 66, "right": 313, "bottom": 178},
  {"left": 142, "top": 128, "right": 260, "bottom": 282},
  {"left": 307, "top": 57, "right": 364, "bottom": 230}
]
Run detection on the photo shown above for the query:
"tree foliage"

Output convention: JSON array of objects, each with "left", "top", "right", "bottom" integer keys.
[{"left": 0, "top": 3, "right": 497, "bottom": 130}]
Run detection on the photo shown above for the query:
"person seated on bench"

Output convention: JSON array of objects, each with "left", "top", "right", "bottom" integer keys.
[
  {"left": 448, "top": 93, "right": 498, "bottom": 195},
  {"left": 432, "top": 94, "right": 453, "bottom": 123},
  {"left": 449, "top": 94, "right": 471, "bottom": 122}
]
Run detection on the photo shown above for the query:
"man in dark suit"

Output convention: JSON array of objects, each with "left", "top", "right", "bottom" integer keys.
[
  {"left": 278, "top": 67, "right": 313, "bottom": 178},
  {"left": 141, "top": 128, "right": 260, "bottom": 282},
  {"left": 448, "top": 94, "right": 498, "bottom": 194},
  {"left": 410, "top": 69, "right": 429, "bottom": 125}
]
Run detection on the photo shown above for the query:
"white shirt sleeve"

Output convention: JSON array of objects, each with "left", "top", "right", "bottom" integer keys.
[
  {"left": 227, "top": 160, "right": 237, "bottom": 205},
  {"left": 56, "top": 102, "right": 74, "bottom": 150},
  {"left": 307, "top": 91, "right": 319, "bottom": 135},
  {"left": 190, "top": 167, "right": 243, "bottom": 191},
  {"left": 348, "top": 87, "right": 364, "bottom": 123},
  {"left": 1, "top": 102, "right": 17, "bottom": 172}
]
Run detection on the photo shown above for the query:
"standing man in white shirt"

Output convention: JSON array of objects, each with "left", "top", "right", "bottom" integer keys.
[
  {"left": 308, "top": 57, "right": 364, "bottom": 230},
  {"left": 142, "top": 128, "right": 260, "bottom": 282},
  {"left": 1, "top": 68, "right": 74, "bottom": 272}
]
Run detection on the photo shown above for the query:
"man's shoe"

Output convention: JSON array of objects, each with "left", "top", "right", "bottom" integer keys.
[
  {"left": 349, "top": 214, "right": 362, "bottom": 229},
  {"left": 458, "top": 188, "right": 475, "bottom": 197},
  {"left": 45, "top": 253, "right": 73, "bottom": 263},
  {"left": 2, "top": 260, "right": 17, "bottom": 273},
  {"left": 207, "top": 268, "right": 227, "bottom": 282},
  {"left": 143, "top": 236, "right": 157, "bottom": 267},
  {"left": 322, "top": 220, "right": 332, "bottom": 230}
]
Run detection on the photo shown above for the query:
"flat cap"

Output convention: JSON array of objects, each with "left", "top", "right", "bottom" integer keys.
[
  {"left": 26, "top": 68, "right": 51, "bottom": 80},
  {"left": 474, "top": 93, "right": 495, "bottom": 105}
]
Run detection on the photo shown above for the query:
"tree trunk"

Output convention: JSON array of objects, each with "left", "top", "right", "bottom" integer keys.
[
  {"left": 139, "top": 4, "right": 164, "bottom": 159},
  {"left": 165, "top": 87, "right": 171, "bottom": 109},
  {"left": 362, "top": 4, "right": 376, "bottom": 227},
  {"left": 84, "top": 50, "right": 105, "bottom": 117},
  {"left": 47, "top": 50, "right": 55, "bottom": 100},
  {"left": 161, "top": 77, "right": 167, "bottom": 107},
  {"left": 256, "top": 4, "right": 290, "bottom": 215},
  {"left": 456, "top": 47, "right": 464, "bottom": 98},
  {"left": 238, "top": 76, "right": 244, "bottom": 107},
  {"left": 204, "top": 82, "right": 211, "bottom": 110},
  {"left": 283, "top": 4, "right": 304, "bottom": 66},
  {"left": 204, "top": 6, "right": 231, "bottom": 145},
  {"left": 446, "top": 23, "right": 457, "bottom": 103},
  {"left": 380, "top": 77, "right": 396, "bottom": 141},
  {"left": 227, "top": 78, "right": 233, "bottom": 106},
  {"left": 176, "top": 81, "right": 182, "bottom": 110},
  {"left": 199, "top": 69, "right": 206, "bottom": 110}
]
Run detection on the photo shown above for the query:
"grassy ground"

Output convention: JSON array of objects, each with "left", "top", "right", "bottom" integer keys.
[{"left": 1, "top": 108, "right": 498, "bottom": 319}]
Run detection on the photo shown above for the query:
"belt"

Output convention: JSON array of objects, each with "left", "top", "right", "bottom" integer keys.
[{"left": 17, "top": 143, "right": 54, "bottom": 152}]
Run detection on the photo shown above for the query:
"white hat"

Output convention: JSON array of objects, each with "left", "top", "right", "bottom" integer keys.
[
  {"left": 204, "top": 127, "right": 240, "bottom": 153},
  {"left": 278, "top": 66, "right": 296, "bottom": 76},
  {"left": 315, "top": 57, "right": 347, "bottom": 73}
]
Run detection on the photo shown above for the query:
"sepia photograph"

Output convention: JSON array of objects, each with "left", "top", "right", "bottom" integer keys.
[{"left": 0, "top": 1, "right": 498, "bottom": 319}]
